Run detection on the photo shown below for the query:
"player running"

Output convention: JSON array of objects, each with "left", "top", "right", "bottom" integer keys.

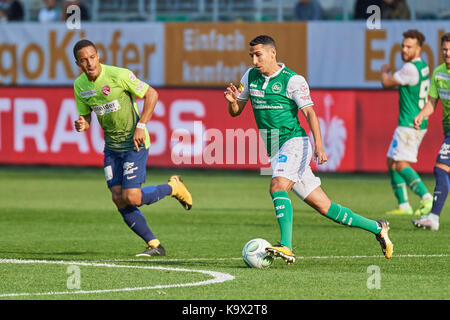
[
  {"left": 224, "top": 35, "right": 393, "bottom": 264},
  {"left": 72, "top": 39, "right": 193, "bottom": 256},
  {"left": 412, "top": 32, "right": 450, "bottom": 231},
  {"left": 380, "top": 29, "right": 433, "bottom": 216}
]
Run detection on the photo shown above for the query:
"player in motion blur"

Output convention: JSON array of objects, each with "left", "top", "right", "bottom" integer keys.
[
  {"left": 224, "top": 35, "right": 393, "bottom": 264},
  {"left": 72, "top": 39, "right": 193, "bottom": 256},
  {"left": 412, "top": 33, "right": 450, "bottom": 231},
  {"left": 380, "top": 29, "right": 433, "bottom": 216}
]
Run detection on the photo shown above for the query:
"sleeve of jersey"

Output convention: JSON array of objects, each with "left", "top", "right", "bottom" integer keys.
[
  {"left": 287, "top": 75, "right": 314, "bottom": 109},
  {"left": 393, "top": 62, "right": 419, "bottom": 86},
  {"left": 119, "top": 69, "right": 150, "bottom": 99},
  {"left": 73, "top": 84, "right": 91, "bottom": 116},
  {"left": 428, "top": 69, "right": 439, "bottom": 99},
  {"left": 236, "top": 68, "right": 251, "bottom": 102}
]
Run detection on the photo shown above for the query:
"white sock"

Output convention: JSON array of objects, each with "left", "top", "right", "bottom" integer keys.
[
  {"left": 428, "top": 213, "right": 440, "bottom": 223},
  {"left": 422, "top": 193, "right": 433, "bottom": 201},
  {"left": 399, "top": 202, "right": 411, "bottom": 210}
]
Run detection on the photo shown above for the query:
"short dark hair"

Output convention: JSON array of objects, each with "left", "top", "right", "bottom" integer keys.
[
  {"left": 403, "top": 29, "right": 425, "bottom": 47},
  {"left": 441, "top": 32, "right": 450, "bottom": 45},
  {"left": 249, "top": 35, "right": 276, "bottom": 49},
  {"left": 73, "top": 39, "right": 97, "bottom": 60}
]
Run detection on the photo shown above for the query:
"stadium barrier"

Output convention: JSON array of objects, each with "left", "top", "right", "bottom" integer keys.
[{"left": 0, "top": 87, "right": 443, "bottom": 173}]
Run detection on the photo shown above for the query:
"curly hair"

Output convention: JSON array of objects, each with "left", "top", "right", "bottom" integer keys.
[{"left": 402, "top": 29, "right": 425, "bottom": 47}]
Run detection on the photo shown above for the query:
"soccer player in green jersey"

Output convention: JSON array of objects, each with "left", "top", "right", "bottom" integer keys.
[
  {"left": 413, "top": 33, "right": 450, "bottom": 231},
  {"left": 380, "top": 29, "right": 433, "bottom": 216},
  {"left": 224, "top": 35, "right": 393, "bottom": 264},
  {"left": 73, "top": 39, "right": 193, "bottom": 256}
]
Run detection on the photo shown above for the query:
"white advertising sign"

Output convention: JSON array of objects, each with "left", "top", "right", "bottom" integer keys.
[
  {"left": 307, "top": 21, "right": 448, "bottom": 88},
  {"left": 0, "top": 22, "right": 165, "bottom": 86}
]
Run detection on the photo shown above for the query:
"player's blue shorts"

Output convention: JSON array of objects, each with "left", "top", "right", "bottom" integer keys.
[
  {"left": 103, "top": 147, "right": 149, "bottom": 189},
  {"left": 436, "top": 134, "right": 450, "bottom": 166}
]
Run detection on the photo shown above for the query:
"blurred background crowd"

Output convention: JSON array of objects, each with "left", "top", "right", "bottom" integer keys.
[{"left": 0, "top": 0, "right": 449, "bottom": 24}]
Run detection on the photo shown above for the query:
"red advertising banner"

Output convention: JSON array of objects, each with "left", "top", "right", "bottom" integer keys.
[
  {"left": 355, "top": 90, "right": 444, "bottom": 172},
  {"left": 0, "top": 87, "right": 443, "bottom": 173}
]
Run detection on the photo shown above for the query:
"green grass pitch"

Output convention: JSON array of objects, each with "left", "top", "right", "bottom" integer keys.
[{"left": 0, "top": 166, "right": 448, "bottom": 300}]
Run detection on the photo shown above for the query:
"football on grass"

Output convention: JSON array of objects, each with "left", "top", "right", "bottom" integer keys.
[{"left": 242, "top": 238, "right": 274, "bottom": 269}]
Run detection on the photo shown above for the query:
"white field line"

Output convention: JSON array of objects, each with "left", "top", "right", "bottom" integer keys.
[
  {"left": 98, "top": 253, "right": 450, "bottom": 263},
  {"left": 0, "top": 259, "right": 235, "bottom": 298},
  {"left": 0, "top": 254, "right": 448, "bottom": 297}
]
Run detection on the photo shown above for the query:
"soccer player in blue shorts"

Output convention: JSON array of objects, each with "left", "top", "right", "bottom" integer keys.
[
  {"left": 413, "top": 33, "right": 450, "bottom": 231},
  {"left": 73, "top": 39, "right": 193, "bottom": 256}
]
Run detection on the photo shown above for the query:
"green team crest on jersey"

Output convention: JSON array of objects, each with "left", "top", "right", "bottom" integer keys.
[
  {"left": 398, "top": 59, "right": 429, "bottom": 130},
  {"left": 247, "top": 66, "right": 308, "bottom": 157},
  {"left": 74, "top": 64, "right": 150, "bottom": 152}
]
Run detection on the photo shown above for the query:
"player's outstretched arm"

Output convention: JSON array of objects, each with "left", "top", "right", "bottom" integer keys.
[
  {"left": 301, "top": 106, "right": 327, "bottom": 165},
  {"left": 224, "top": 83, "right": 246, "bottom": 117},
  {"left": 74, "top": 114, "right": 91, "bottom": 132},
  {"left": 414, "top": 97, "right": 438, "bottom": 130}
]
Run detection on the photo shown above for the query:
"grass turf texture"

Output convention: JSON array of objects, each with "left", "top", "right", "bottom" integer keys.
[{"left": 0, "top": 166, "right": 448, "bottom": 300}]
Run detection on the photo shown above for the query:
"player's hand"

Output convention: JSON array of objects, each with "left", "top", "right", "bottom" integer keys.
[
  {"left": 224, "top": 83, "right": 239, "bottom": 103},
  {"left": 414, "top": 114, "right": 424, "bottom": 130},
  {"left": 133, "top": 126, "right": 146, "bottom": 152},
  {"left": 314, "top": 146, "right": 328, "bottom": 165},
  {"left": 381, "top": 64, "right": 391, "bottom": 73},
  {"left": 74, "top": 116, "right": 88, "bottom": 132}
]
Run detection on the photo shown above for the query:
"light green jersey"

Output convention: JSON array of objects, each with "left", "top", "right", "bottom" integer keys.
[
  {"left": 74, "top": 64, "right": 150, "bottom": 152},
  {"left": 237, "top": 64, "right": 313, "bottom": 157},
  {"left": 429, "top": 63, "right": 450, "bottom": 135},
  {"left": 396, "top": 59, "right": 429, "bottom": 129}
]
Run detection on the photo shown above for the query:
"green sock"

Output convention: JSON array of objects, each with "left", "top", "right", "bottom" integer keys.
[
  {"left": 389, "top": 169, "right": 408, "bottom": 205},
  {"left": 271, "top": 190, "right": 293, "bottom": 250},
  {"left": 399, "top": 167, "right": 429, "bottom": 198},
  {"left": 325, "top": 202, "right": 381, "bottom": 234}
]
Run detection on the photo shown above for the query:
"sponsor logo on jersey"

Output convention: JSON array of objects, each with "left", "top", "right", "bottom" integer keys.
[
  {"left": 129, "top": 72, "right": 137, "bottom": 82},
  {"left": 249, "top": 83, "right": 257, "bottom": 88},
  {"left": 437, "top": 88, "right": 450, "bottom": 100},
  {"left": 271, "top": 82, "right": 282, "bottom": 93},
  {"left": 300, "top": 82, "right": 310, "bottom": 95},
  {"left": 436, "top": 72, "right": 450, "bottom": 80},
  {"left": 92, "top": 100, "right": 121, "bottom": 116},
  {"left": 102, "top": 85, "right": 111, "bottom": 96},
  {"left": 249, "top": 89, "right": 265, "bottom": 97},
  {"left": 253, "top": 105, "right": 283, "bottom": 110},
  {"left": 421, "top": 66, "right": 429, "bottom": 77},
  {"left": 136, "top": 80, "right": 145, "bottom": 92},
  {"left": 278, "top": 154, "right": 288, "bottom": 163},
  {"left": 80, "top": 89, "right": 97, "bottom": 98}
]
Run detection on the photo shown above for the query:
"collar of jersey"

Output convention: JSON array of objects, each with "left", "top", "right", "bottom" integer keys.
[
  {"left": 260, "top": 63, "right": 285, "bottom": 89},
  {"left": 85, "top": 63, "right": 106, "bottom": 83},
  {"left": 261, "top": 62, "right": 285, "bottom": 80}
]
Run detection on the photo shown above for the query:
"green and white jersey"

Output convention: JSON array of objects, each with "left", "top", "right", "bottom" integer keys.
[
  {"left": 393, "top": 58, "right": 430, "bottom": 130},
  {"left": 74, "top": 64, "right": 150, "bottom": 152},
  {"left": 237, "top": 63, "right": 313, "bottom": 157},
  {"left": 429, "top": 63, "right": 450, "bottom": 135}
]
